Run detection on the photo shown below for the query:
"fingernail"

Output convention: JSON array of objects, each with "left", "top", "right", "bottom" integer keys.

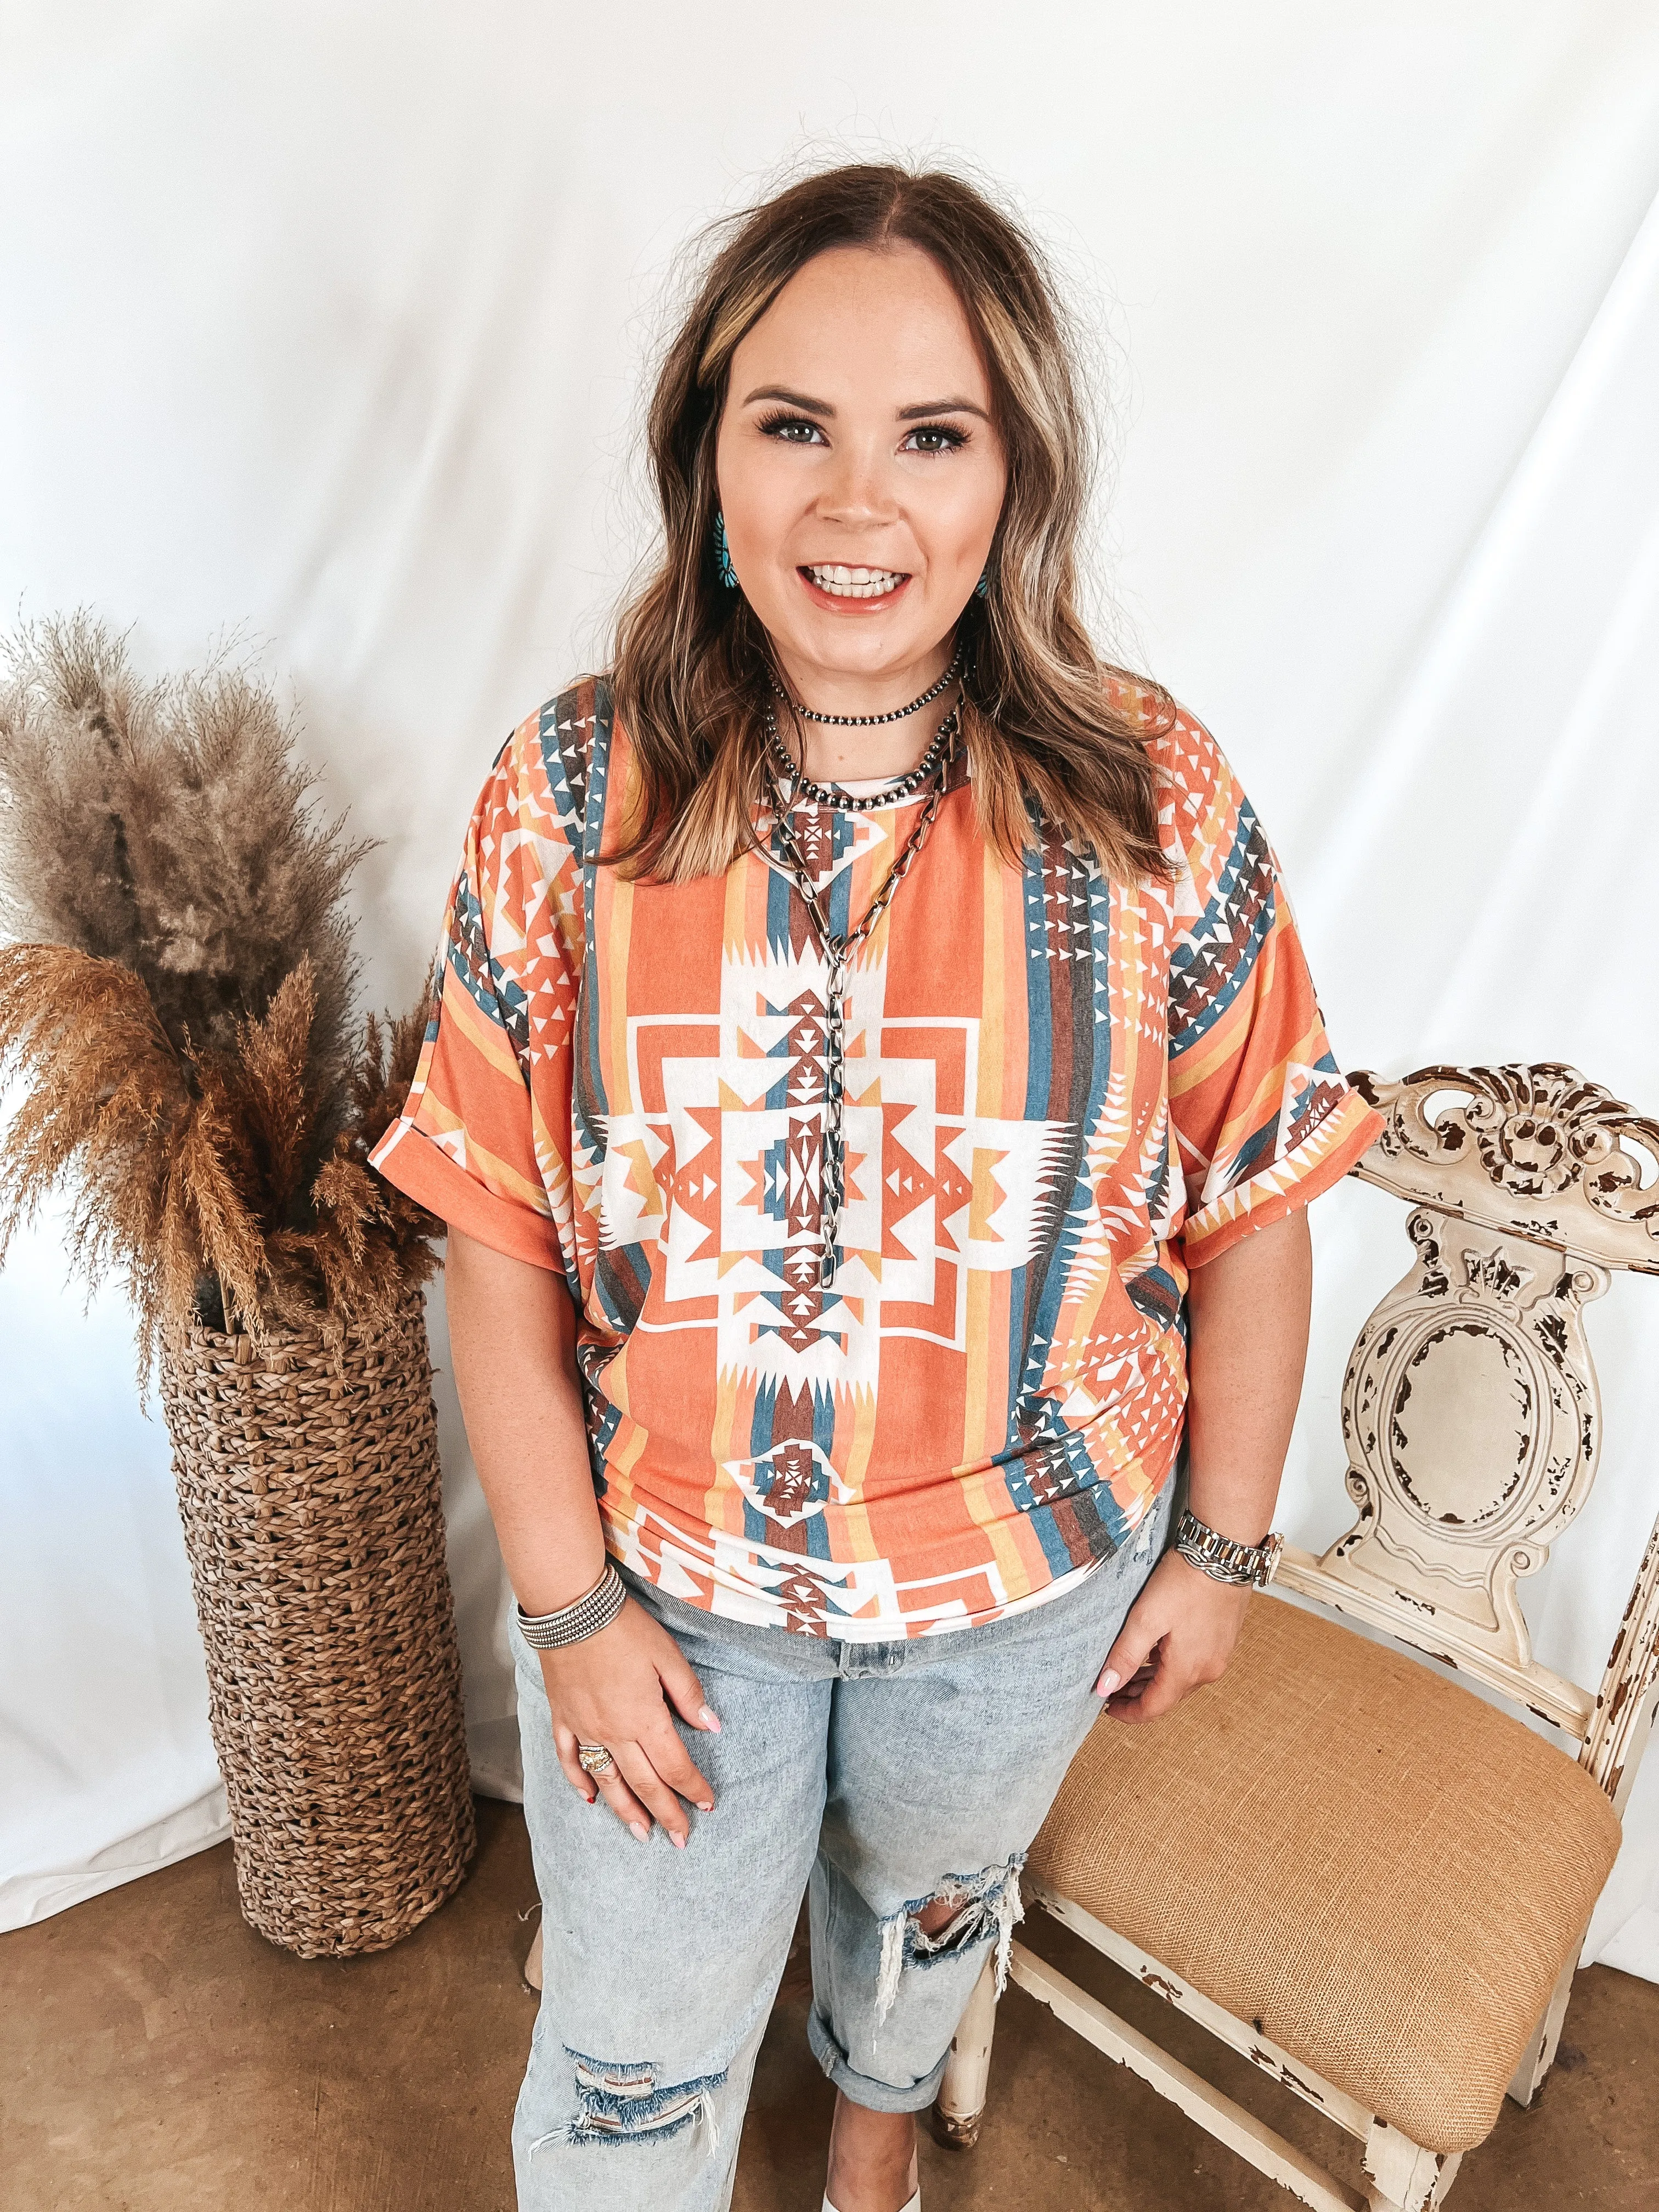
[
  {"left": 629, "top": 1821, "right": 649, "bottom": 1842},
  {"left": 584, "top": 1792, "right": 596, "bottom": 1805},
  {"left": 671, "top": 1831, "right": 686, "bottom": 1850},
  {"left": 1095, "top": 1669, "right": 1120, "bottom": 1698},
  {"left": 697, "top": 1801, "right": 714, "bottom": 1814},
  {"left": 699, "top": 1706, "right": 722, "bottom": 1734}
]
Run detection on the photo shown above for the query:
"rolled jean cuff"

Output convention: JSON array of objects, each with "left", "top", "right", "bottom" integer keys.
[{"left": 805, "top": 2005, "right": 951, "bottom": 2114}]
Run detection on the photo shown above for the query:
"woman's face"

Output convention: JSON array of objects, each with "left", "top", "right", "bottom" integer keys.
[{"left": 715, "top": 244, "right": 1007, "bottom": 700}]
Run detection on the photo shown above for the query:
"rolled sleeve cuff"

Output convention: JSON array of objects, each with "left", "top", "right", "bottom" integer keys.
[
  {"left": 1182, "top": 1092, "right": 1383, "bottom": 1268},
  {"left": 369, "top": 1118, "right": 565, "bottom": 1272}
]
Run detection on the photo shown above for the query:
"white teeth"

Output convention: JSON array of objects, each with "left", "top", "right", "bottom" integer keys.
[{"left": 806, "top": 564, "right": 905, "bottom": 599}]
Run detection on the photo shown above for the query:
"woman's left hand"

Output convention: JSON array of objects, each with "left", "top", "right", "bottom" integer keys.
[{"left": 1093, "top": 1552, "right": 1250, "bottom": 1724}]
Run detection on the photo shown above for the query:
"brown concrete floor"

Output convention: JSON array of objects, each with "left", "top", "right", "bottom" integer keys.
[{"left": 3, "top": 1798, "right": 1654, "bottom": 2210}]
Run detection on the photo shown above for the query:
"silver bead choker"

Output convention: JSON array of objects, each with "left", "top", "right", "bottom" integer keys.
[{"left": 768, "top": 643, "right": 964, "bottom": 727}]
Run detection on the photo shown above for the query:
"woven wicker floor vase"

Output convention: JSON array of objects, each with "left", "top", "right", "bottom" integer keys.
[{"left": 159, "top": 1284, "right": 476, "bottom": 1957}]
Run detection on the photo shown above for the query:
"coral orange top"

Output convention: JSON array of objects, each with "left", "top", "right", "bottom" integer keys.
[{"left": 371, "top": 680, "right": 1379, "bottom": 1638}]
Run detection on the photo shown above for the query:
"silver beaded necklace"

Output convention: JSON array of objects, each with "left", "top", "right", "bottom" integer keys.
[
  {"left": 761, "top": 693, "right": 960, "bottom": 1289},
  {"left": 763, "top": 703, "right": 953, "bottom": 815},
  {"left": 766, "top": 641, "right": 964, "bottom": 728}
]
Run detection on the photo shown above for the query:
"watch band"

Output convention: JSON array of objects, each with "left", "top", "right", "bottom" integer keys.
[
  {"left": 1175, "top": 1508, "right": 1283, "bottom": 1590},
  {"left": 516, "top": 1560, "right": 627, "bottom": 1649}
]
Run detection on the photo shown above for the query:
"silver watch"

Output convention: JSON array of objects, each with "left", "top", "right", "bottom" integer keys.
[{"left": 1175, "top": 1508, "right": 1283, "bottom": 1590}]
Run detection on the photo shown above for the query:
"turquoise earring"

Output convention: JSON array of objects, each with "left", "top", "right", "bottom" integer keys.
[
  {"left": 714, "top": 512, "right": 738, "bottom": 590},
  {"left": 975, "top": 565, "right": 990, "bottom": 599}
]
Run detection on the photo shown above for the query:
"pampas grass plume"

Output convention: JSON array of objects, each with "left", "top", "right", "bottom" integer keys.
[{"left": 0, "top": 617, "right": 439, "bottom": 1378}]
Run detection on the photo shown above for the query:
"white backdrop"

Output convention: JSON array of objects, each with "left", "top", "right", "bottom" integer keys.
[{"left": 4, "top": 2, "right": 1659, "bottom": 1978}]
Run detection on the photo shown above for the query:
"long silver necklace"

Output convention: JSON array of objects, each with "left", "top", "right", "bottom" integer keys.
[
  {"left": 767, "top": 642, "right": 964, "bottom": 727},
  {"left": 761, "top": 696, "right": 959, "bottom": 1289}
]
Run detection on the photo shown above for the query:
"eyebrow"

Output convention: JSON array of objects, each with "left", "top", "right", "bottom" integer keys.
[
  {"left": 896, "top": 397, "right": 990, "bottom": 422},
  {"left": 740, "top": 384, "right": 989, "bottom": 424},
  {"left": 741, "top": 385, "right": 834, "bottom": 416}
]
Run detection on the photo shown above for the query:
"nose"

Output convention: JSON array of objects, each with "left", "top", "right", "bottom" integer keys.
[{"left": 816, "top": 436, "right": 899, "bottom": 531}]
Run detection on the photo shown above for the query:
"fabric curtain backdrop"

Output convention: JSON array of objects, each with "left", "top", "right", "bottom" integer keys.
[{"left": 3, "top": 2, "right": 1657, "bottom": 1976}]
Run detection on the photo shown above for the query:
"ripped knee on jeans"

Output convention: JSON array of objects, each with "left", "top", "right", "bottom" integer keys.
[
  {"left": 874, "top": 1854, "right": 1025, "bottom": 2027},
  {"left": 533, "top": 2049, "right": 727, "bottom": 2156}
]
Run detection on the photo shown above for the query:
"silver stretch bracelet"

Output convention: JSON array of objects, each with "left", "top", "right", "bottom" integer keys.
[
  {"left": 1175, "top": 1508, "right": 1284, "bottom": 1590},
  {"left": 517, "top": 1560, "right": 627, "bottom": 1649}
]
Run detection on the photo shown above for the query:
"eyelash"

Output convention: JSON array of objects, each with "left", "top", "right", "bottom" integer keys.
[
  {"left": 903, "top": 424, "right": 968, "bottom": 454},
  {"left": 755, "top": 410, "right": 823, "bottom": 444},
  {"left": 754, "top": 410, "right": 968, "bottom": 454}
]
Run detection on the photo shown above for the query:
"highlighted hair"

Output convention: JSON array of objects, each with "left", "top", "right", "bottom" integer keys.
[{"left": 609, "top": 162, "right": 1171, "bottom": 884}]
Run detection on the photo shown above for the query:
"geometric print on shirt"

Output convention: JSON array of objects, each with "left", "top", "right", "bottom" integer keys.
[{"left": 370, "top": 675, "right": 1379, "bottom": 1639}]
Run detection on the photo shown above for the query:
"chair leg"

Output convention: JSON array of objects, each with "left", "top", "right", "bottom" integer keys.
[
  {"left": 1505, "top": 1936, "right": 1583, "bottom": 2107},
  {"left": 934, "top": 1953, "right": 998, "bottom": 2148},
  {"left": 1363, "top": 2120, "right": 1461, "bottom": 2211}
]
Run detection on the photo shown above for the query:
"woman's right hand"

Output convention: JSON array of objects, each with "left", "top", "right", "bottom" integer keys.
[{"left": 540, "top": 1598, "right": 720, "bottom": 1847}]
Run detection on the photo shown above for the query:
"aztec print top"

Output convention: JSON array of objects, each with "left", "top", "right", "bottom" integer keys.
[{"left": 370, "top": 678, "right": 1380, "bottom": 1639}]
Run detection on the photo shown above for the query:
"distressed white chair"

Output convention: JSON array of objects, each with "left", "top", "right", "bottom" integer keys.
[{"left": 937, "top": 1064, "right": 1659, "bottom": 2212}]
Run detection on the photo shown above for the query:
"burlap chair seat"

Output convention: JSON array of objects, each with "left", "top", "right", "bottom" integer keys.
[{"left": 1027, "top": 1593, "right": 1623, "bottom": 2155}]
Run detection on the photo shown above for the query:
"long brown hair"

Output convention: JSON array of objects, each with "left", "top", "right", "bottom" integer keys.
[{"left": 609, "top": 162, "right": 1171, "bottom": 884}]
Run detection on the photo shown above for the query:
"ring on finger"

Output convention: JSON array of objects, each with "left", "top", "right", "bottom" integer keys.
[{"left": 577, "top": 1741, "right": 617, "bottom": 1780}]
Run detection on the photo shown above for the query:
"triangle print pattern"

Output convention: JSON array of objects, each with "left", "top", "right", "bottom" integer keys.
[{"left": 368, "top": 677, "right": 1380, "bottom": 1640}]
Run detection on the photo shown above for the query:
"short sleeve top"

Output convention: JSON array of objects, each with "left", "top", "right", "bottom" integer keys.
[{"left": 370, "top": 678, "right": 1380, "bottom": 1638}]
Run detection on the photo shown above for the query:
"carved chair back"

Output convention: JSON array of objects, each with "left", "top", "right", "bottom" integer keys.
[{"left": 1273, "top": 1064, "right": 1659, "bottom": 1815}]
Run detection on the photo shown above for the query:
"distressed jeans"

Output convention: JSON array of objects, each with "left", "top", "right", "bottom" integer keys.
[{"left": 511, "top": 1476, "right": 1173, "bottom": 2211}]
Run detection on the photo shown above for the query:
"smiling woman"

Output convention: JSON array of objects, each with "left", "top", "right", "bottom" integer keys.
[
  {"left": 366, "top": 161, "right": 1381, "bottom": 2212},
  {"left": 607, "top": 166, "right": 1170, "bottom": 887},
  {"left": 716, "top": 243, "right": 1004, "bottom": 701}
]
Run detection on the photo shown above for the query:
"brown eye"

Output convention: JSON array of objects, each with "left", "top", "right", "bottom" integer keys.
[
  {"left": 903, "top": 424, "right": 968, "bottom": 455},
  {"left": 757, "top": 411, "right": 826, "bottom": 445}
]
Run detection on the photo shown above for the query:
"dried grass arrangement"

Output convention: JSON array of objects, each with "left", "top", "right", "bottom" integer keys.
[
  {"left": 0, "top": 614, "right": 441, "bottom": 1373},
  {"left": 0, "top": 614, "right": 473, "bottom": 1959}
]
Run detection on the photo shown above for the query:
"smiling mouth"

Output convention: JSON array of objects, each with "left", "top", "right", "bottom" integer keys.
[{"left": 801, "top": 563, "right": 909, "bottom": 600}]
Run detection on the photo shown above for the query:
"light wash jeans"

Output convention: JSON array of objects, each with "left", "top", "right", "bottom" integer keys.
[{"left": 511, "top": 1476, "right": 1173, "bottom": 2211}]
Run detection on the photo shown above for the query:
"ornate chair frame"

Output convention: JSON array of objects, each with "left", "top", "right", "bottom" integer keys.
[{"left": 938, "top": 1064, "right": 1659, "bottom": 2211}]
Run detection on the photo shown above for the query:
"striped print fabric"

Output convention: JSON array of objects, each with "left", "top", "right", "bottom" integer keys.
[{"left": 370, "top": 679, "right": 1378, "bottom": 1638}]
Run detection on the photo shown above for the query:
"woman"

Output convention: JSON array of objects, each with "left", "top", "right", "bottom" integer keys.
[{"left": 370, "top": 163, "right": 1380, "bottom": 2212}]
